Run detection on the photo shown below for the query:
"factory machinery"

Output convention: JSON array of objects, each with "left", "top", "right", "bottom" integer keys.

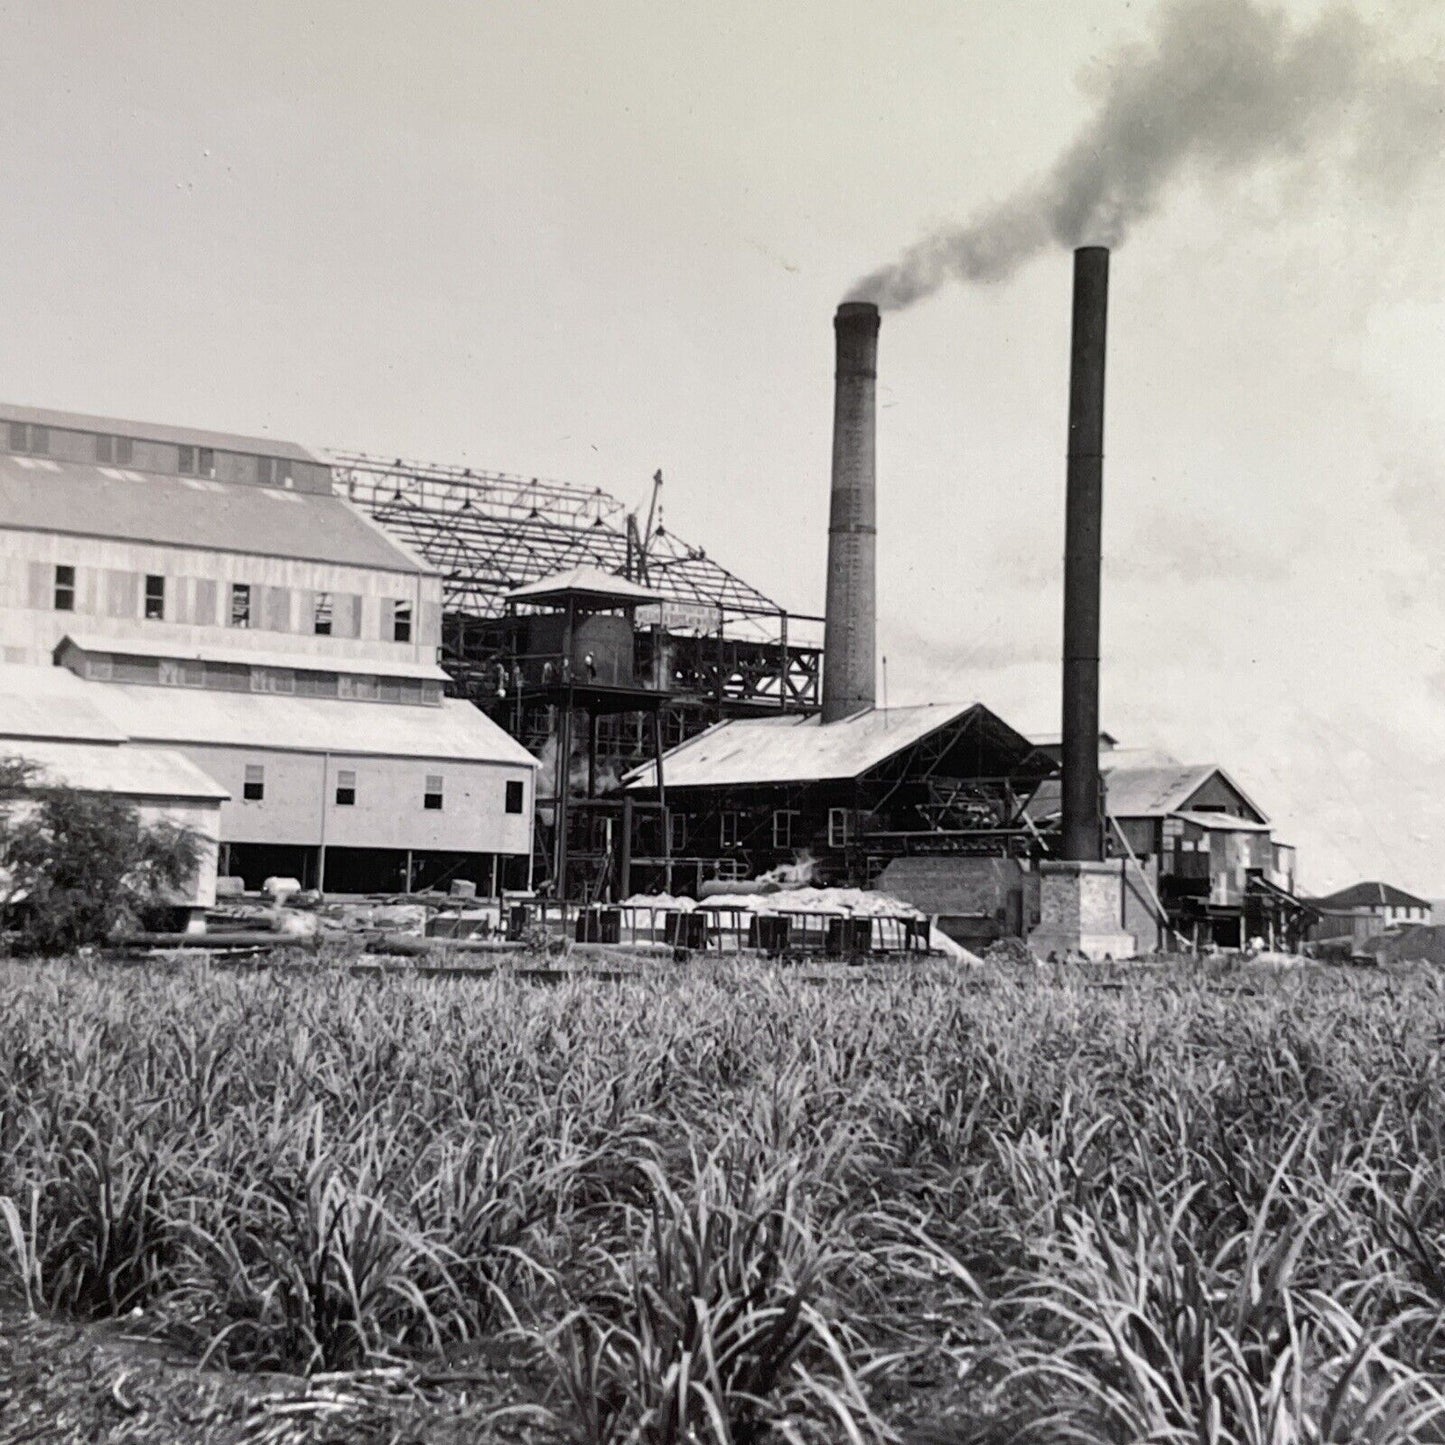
[{"left": 336, "top": 454, "right": 823, "bottom": 897}]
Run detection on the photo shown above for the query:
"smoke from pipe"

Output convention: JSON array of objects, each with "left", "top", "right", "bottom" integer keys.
[{"left": 849, "top": 0, "right": 1433, "bottom": 311}]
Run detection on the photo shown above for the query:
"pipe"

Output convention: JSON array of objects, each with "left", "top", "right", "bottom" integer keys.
[
  {"left": 1060, "top": 247, "right": 1110, "bottom": 863},
  {"left": 821, "top": 301, "right": 879, "bottom": 724}
]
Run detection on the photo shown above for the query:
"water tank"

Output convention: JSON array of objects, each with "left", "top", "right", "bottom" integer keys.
[{"left": 520, "top": 612, "right": 636, "bottom": 687}]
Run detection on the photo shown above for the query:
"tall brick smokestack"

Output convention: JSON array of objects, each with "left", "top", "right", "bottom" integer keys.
[
  {"left": 1060, "top": 246, "right": 1109, "bottom": 862},
  {"left": 822, "top": 301, "right": 879, "bottom": 724}
]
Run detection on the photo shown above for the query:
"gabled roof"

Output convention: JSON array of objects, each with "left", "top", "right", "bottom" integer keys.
[
  {"left": 0, "top": 454, "right": 431, "bottom": 574},
  {"left": 625, "top": 702, "right": 1036, "bottom": 790},
  {"left": 0, "top": 664, "right": 129, "bottom": 743},
  {"left": 9, "top": 739, "right": 230, "bottom": 802},
  {"left": 97, "top": 682, "right": 539, "bottom": 767},
  {"left": 1025, "top": 759, "right": 1270, "bottom": 828},
  {"left": 1101, "top": 762, "right": 1269, "bottom": 824},
  {"left": 0, "top": 663, "right": 536, "bottom": 769},
  {"left": 1311, "top": 881, "right": 1432, "bottom": 912},
  {"left": 506, "top": 566, "right": 661, "bottom": 608},
  {"left": 0, "top": 401, "right": 322, "bottom": 463},
  {"left": 59, "top": 634, "right": 449, "bottom": 682}
]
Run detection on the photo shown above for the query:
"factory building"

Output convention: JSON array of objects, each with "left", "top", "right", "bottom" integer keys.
[
  {"left": 1309, "top": 881, "right": 1433, "bottom": 951},
  {"left": 0, "top": 403, "right": 537, "bottom": 895},
  {"left": 1024, "top": 748, "right": 1309, "bottom": 951},
  {"left": 623, "top": 702, "right": 1052, "bottom": 901},
  {"left": 1103, "top": 761, "right": 1308, "bottom": 952},
  {"left": 330, "top": 445, "right": 825, "bottom": 902}
]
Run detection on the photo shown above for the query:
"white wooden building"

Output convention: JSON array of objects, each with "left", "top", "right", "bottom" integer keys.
[{"left": 0, "top": 403, "right": 537, "bottom": 894}]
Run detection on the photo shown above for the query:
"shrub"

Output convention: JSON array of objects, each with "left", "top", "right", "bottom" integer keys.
[{"left": 1, "top": 764, "right": 201, "bottom": 954}]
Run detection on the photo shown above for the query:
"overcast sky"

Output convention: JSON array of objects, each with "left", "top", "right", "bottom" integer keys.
[{"left": 1, "top": 0, "right": 1442, "bottom": 895}]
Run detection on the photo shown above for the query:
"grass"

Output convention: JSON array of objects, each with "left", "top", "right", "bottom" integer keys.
[{"left": 2, "top": 954, "right": 1445, "bottom": 1441}]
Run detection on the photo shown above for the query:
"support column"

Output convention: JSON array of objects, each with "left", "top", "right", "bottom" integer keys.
[{"left": 1028, "top": 859, "right": 1135, "bottom": 962}]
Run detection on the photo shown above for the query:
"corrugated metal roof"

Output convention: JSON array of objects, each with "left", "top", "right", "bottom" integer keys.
[
  {"left": 0, "top": 664, "right": 129, "bottom": 743},
  {"left": 97, "top": 682, "right": 539, "bottom": 767},
  {"left": 625, "top": 702, "right": 1012, "bottom": 789},
  {"left": 1311, "top": 880, "right": 1432, "bottom": 912},
  {"left": 1101, "top": 764, "right": 1220, "bottom": 818},
  {"left": 0, "top": 402, "right": 322, "bottom": 463},
  {"left": 1101, "top": 763, "right": 1268, "bottom": 824},
  {"left": 1172, "top": 810, "right": 1272, "bottom": 833},
  {"left": 61, "top": 634, "right": 449, "bottom": 681},
  {"left": 7, "top": 739, "right": 229, "bottom": 801},
  {"left": 0, "top": 454, "right": 430, "bottom": 574},
  {"left": 1026, "top": 760, "right": 1269, "bottom": 828},
  {"left": 506, "top": 566, "right": 662, "bottom": 607}
]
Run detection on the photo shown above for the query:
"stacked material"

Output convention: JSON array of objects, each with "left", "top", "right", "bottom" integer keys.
[
  {"left": 622, "top": 887, "right": 924, "bottom": 919},
  {"left": 617, "top": 887, "right": 980, "bottom": 965}
]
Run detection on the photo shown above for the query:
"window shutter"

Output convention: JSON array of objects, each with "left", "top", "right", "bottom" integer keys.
[
  {"left": 170, "top": 577, "right": 193, "bottom": 625},
  {"left": 261, "top": 586, "right": 292, "bottom": 632},
  {"left": 330, "top": 593, "right": 362, "bottom": 639},
  {"left": 76, "top": 567, "right": 98, "bottom": 613},
  {"left": 193, "top": 578, "right": 217, "bottom": 625},
  {"left": 106, "top": 569, "right": 139, "bottom": 618},
  {"left": 26, "top": 561, "right": 49, "bottom": 609}
]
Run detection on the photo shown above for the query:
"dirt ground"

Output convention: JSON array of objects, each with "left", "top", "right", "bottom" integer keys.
[{"left": 0, "top": 1305, "right": 555, "bottom": 1445}]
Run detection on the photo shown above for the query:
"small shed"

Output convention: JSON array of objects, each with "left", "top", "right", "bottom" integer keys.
[{"left": 0, "top": 665, "right": 230, "bottom": 913}]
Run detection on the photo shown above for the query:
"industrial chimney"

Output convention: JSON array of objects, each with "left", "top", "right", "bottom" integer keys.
[
  {"left": 1060, "top": 246, "right": 1109, "bottom": 862},
  {"left": 822, "top": 301, "right": 880, "bottom": 724}
]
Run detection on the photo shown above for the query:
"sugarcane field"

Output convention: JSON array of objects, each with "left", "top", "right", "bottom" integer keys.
[{"left": 5, "top": 0, "right": 1445, "bottom": 1440}]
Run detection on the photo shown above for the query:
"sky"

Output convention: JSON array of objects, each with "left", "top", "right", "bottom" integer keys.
[{"left": 0, "top": 0, "right": 1442, "bottom": 895}]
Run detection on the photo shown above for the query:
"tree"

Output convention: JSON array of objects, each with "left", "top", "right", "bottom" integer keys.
[{"left": 1, "top": 760, "right": 202, "bottom": 955}]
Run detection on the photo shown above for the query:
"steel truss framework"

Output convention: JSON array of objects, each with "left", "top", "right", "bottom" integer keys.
[{"left": 331, "top": 450, "right": 792, "bottom": 622}]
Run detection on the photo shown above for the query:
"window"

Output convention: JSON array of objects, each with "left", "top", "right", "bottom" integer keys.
[
  {"left": 256, "top": 457, "right": 292, "bottom": 486},
  {"left": 668, "top": 812, "right": 687, "bottom": 853},
  {"left": 425, "top": 774, "right": 445, "bottom": 811},
  {"left": 335, "top": 769, "right": 356, "bottom": 807},
  {"left": 243, "top": 764, "right": 265, "bottom": 802},
  {"left": 53, "top": 564, "right": 75, "bottom": 612},
  {"left": 504, "top": 779, "right": 523, "bottom": 814},
  {"left": 178, "top": 444, "right": 214, "bottom": 477},
  {"left": 313, "top": 592, "right": 333, "bottom": 635},
  {"left": 251, "top": 666, "right": 296, "bottom": 695},
  {"left": 827, "top": 808, "right": 850, "bottom": 849},
  {"left": 9, "top": 422, "right": 48, "bottom": 454},
  {"left": 391, "top": 600, "right": 413, "bottom": 643},
  {"left": 94, "top": 435, "right": 134, "bottom": 465},
  {"left": 229, "top": 583, "right": 251, "bottom": 628},
  {"left": 158, "top": 659, "right": 204, "bottom": 686},
  {"left": 720, "top": 812, "right": 739, "bottom": 848},
  {"left": 144, "top": 574, "right": 165, "bottom": 620},
  {"left": 772, "top": 810, "right": 797, "bottom": 849},
  {"left": 337, "top": 673, "right": 380, "bottom": 701}
]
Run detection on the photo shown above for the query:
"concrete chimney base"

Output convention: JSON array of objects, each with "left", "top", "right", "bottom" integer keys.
[{"left": 1028, "top": 859, "right": 1135, "bottom": 962}]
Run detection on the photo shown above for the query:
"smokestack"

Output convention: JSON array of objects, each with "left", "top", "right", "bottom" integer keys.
[
  {"left": 1060, "top": 246, "right": 1109, "bottom": 862},
  {"left": 822, "top": 301, "right": 879, "bottom": 724}
]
